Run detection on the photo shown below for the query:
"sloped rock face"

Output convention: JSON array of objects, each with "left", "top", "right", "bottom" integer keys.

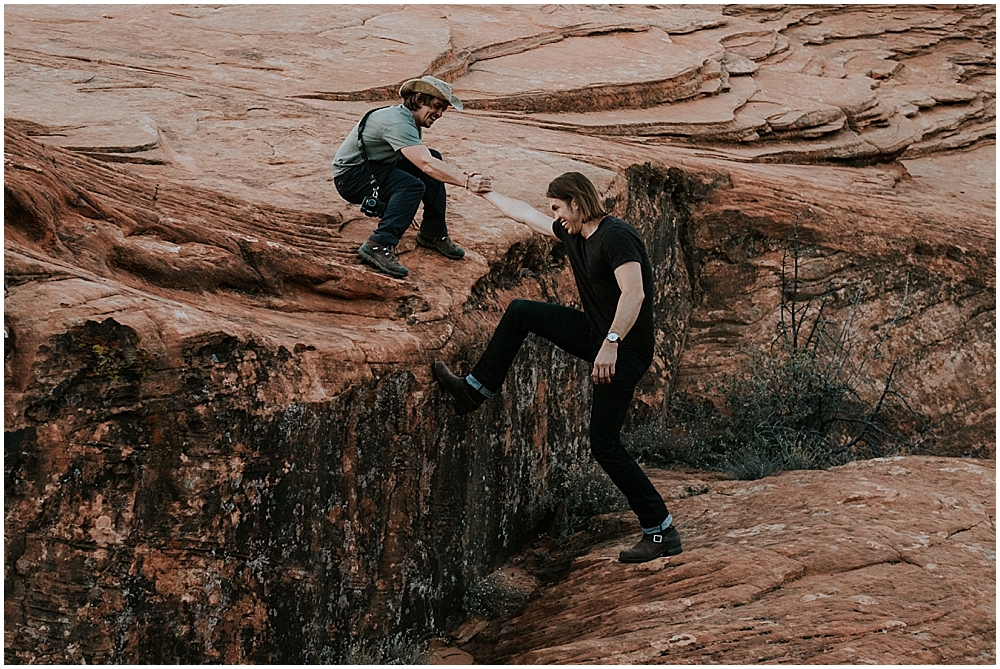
[
  {"left": 4, "top": 126, "right": 591, "bottom": 662},
  {"left": 463, "top": 457, "right": 995, "bottom": 664},
  {"left": 616, "top": 159, "right": 995, "bottom": 455},
  {"left": 4, "top": 4, "right": 995, "bottom": 664}
]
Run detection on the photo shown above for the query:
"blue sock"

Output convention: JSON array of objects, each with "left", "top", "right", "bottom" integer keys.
[
  {"left": 642, "top": 514, "right": 673, "bottom": 535},
  {"left": 465, "top": 374, "right": 495, "bottom": 399}
]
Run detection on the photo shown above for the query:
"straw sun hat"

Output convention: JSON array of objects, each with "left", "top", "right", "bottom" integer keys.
[{"left": 398, "top": 75, "right": 463, "bottom": 111}]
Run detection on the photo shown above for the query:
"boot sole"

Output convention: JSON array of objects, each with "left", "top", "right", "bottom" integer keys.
[
  {"left": 618, "top": 544, "right": 683, "bottom": 564},
  {"left": 358, "top": 247, "right": 409, "bottom": 278}
]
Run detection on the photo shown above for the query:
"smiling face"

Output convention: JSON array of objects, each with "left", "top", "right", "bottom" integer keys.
[
  {"left": 549, "top": 197, "right": 584, "bottom": 234},
  {"left": 411, "top": 97, "right": 450, "bottom": 128}
]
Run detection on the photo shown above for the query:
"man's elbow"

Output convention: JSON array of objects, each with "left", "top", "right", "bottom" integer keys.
[
  {"left": 401, "top": 150, "right": 434, "bottom": 172},
  {"left": 410, "top": 157, "right": 435, "bottom": 173},
  {"left": 626, "top": 286, "right": 645, "bottom": 303}
]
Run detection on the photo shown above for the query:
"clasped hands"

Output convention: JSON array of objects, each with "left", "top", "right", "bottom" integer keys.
[{"left": 463, "top": 171, "right": 492, "bottom": 194}]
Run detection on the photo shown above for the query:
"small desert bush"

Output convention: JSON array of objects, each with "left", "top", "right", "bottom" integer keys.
[
  {"left": 342, "top": 633, "right": 427, "bottom": 665},
  {"left": 463, "top": 571, "right": 529, "bottom": 620},
  {"left": 543, "top": 457, "right": 628, "bottom": 542},
  {"left": 632, "top": 225, "right": 922, "bottom": 480},
  {"left": 679, "top": 345, "right": 904, "bottom": 479}
]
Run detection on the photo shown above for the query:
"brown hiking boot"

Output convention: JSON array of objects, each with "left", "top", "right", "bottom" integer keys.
[
  {"left": 416, "top": 232, "right": 465, "bottom": 260},
  {"left": 619, "top": 526, "right": 683, "bottom": 563},
  {"left": 358, "top": 240, "right": 409, "bottom": 278},
  {"left": 432, "top": 361, "right": 486, "bottom": 415}
]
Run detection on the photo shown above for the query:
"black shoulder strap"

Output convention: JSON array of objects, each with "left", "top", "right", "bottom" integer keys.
[{"left": 357, "top": 106, "right": 390, "bottom": 190}]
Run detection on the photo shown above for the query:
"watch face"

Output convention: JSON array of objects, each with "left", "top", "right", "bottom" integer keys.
[{"left": 607, "top": 333, "right": 620, "bottom": 343}]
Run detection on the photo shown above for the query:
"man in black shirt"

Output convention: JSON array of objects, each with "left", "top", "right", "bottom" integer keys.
[{"left": 432, "top": 172, "right": 681, "bottom": 564}]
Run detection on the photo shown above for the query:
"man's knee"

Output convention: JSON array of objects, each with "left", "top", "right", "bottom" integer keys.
[
  {"left": 503, "top": 299, "right": 537, "bottom": 324},
  {"left": 507, "top": 299, "right": 531, "bottom": 314},
  {"left": 393, "top": 175, "right": 425, "bottom": 199},
  {"left": 589, "top": 400, "right": 633, "bottom": 465},
  {"left": 495, "top": 299, "right": 536, "bottom": 336},
  {"left": 589, "top": 430, "right": 621, "bottom": 463}
]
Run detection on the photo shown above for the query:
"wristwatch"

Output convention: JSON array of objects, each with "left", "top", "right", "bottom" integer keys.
[{"left": 605, "top": 332, "right": 621, "bottom": 344}]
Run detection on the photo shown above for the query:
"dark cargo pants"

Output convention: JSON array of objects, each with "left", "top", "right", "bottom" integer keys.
[{"left": 334, "top": 148, "right": 448, "bottom": 246}]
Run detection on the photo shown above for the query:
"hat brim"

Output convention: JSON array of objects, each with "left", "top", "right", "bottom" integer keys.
[{"left": 399, "top": 79, "right": 463, "bottom": 111}]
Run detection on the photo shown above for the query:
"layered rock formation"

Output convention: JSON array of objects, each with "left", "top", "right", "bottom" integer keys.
[
  {"left": 459, "top": 457, "right": 995, "bottom": 664},
  {"left": 4, "top": 4, "right": 995, "bottom": 664}
]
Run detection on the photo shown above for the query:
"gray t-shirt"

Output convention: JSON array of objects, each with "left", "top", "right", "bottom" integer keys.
[{"left": 331, "top": 105, "right": 423, "bottom": 177}]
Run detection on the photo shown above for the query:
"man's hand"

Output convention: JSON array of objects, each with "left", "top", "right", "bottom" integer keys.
[
  {"left": 466, "top": 172, "right": 492, "bottom": 194},
  {"left": 591, "top": 340, "right": 618, "bottom": 384}
]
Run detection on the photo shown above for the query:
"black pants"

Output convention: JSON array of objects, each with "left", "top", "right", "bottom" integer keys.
[
  {"left": 470, "top": 299, "right": 670, "bottom": 531},
  {"left": 334, "top": 149, "right": 448, "bottom": 246}
]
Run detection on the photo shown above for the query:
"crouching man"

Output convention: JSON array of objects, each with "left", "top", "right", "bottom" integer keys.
[
  {"left": 332, "top": 75, "right": 492, "bottom": 278},
  {"left": 432, "top": 172, "right": 681, "bottom": 563}
]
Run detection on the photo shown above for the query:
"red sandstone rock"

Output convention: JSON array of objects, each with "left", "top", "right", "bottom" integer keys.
[
  {"left": 4, "top": 4, "right": 994, "bottom": 665},
  {"left": 460, "top": 457, "right": 995, "bottom": 664}
]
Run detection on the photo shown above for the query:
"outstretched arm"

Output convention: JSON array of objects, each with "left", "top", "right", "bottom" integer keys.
[
  {"left": 400, "top": 144, "right": 491, "bottom": 192},
  {"left": 480, "top": 191, "right": 556, "bottom": 238}
]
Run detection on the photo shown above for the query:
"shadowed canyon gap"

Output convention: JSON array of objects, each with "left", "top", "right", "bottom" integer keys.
[{"left": 3, "top": 4, "right": 995, "bottom": 664}]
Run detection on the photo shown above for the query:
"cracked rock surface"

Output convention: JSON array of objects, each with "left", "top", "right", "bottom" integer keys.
[
  {"left": 3, "top": 4, "right": 995, "bottom": 664},
  {"left": 461, "top": 457, "right": 995, "bottom": 665}
]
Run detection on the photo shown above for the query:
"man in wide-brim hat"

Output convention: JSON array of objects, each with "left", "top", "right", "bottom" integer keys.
[{"left": 332, "top": 75, "right": 492, "bottom": 278}]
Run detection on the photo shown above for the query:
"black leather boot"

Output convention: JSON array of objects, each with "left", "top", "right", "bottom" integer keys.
[
  {"left": 416, "top": 232, "right": 465, "bottom": 260},
  {"left": 432, "top": 361, "right": 486, "bottom": 415},
  {"left": 619, "top": 526, "right": 683, "bottom": 563}
]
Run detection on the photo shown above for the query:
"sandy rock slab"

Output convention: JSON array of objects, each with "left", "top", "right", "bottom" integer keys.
[{"left": 466, "top": 457, "right": 995, "bottom": 665}]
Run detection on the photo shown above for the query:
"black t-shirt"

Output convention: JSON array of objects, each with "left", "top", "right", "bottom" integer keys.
[{"left": 553, "top": 216, "right": 655, "bottom": 352}]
